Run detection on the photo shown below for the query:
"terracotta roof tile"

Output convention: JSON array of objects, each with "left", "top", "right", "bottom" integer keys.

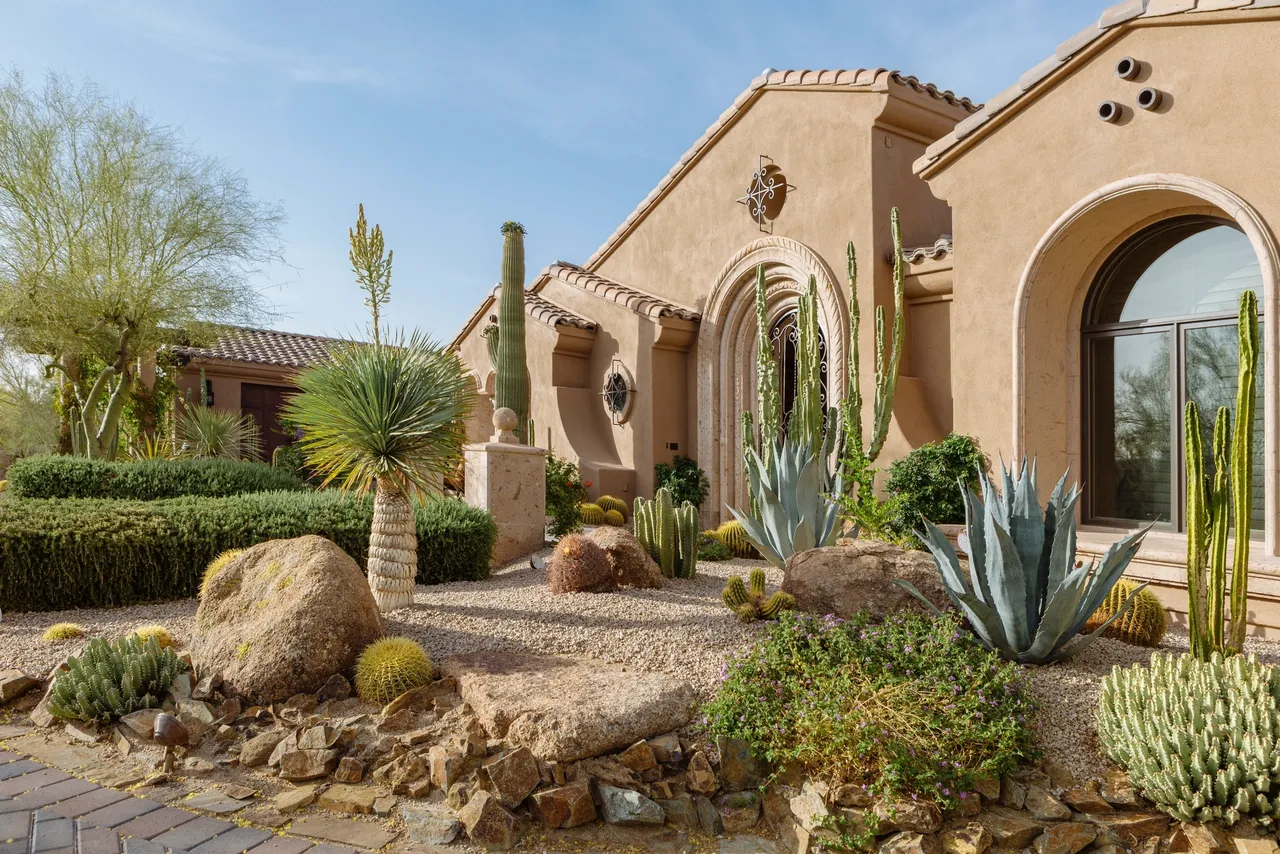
[
  {"left": 545, "top": 262, "right": 700, "bottom": 321},
  {"left": 898, "top": 236, "right": 954, "bottom": 264},
  {"left": 914, "top": 0, "right": 1279, "bottom": 175},
  {"left": 172, "top": 326, "right": 341, "bottom": 368},
  {"left": 482, "top": 285, "right": 596, "bottom": 331}
]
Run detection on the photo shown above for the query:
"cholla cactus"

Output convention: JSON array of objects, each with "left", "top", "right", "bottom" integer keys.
[
  {"left": 47, "top": 635, "right": 188, "bottom": 724},
  {"left": 634, "top": 488, "right": 698, "bottom": 578},
  {"left": 722, "top": 568, "right": 796, "bottom": 622},
  {"left": 1098, "top": 651, "right": 1280, "bottom": 826}
]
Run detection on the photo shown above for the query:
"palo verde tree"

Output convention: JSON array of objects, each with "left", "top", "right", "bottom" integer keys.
[{"left": 0, "top": 71, "right": 283, "bottom": 458}]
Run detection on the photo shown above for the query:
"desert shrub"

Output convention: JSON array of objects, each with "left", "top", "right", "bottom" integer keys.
[
  {"left": 6, "top": 455, "right": 306, "bottom": 500},
  {"left": 355, "top": 637, "right": 434, "bottom": 705},
  {"left": 0, "top": 492, "right": 493, "bottom": 611},
  {"left": 546, "top": 453, "right": 587, "bottom": 540},
  {"left": 42, "top": 622, "right": 85, "bottom": 642},
  {"left": 883, "top": 434, "right": 986, "bottom": 542},
  {"left": 546, "top": 533, "right": 617, "bottom": 594},
  {"left": 130, "top": 624, "right": 174, "bottom": 648},
  {"left": 654, "top": 455, "right": 710, "bottom": 510},
  {"left": 697, "top": 532, "right": 732, "bottom": 562},
  {"left": 1098, "top": 652, "right": 1280, "bottom": 826},
  {"left": 47, "top": 634, "right": 188, "bottom": 723},
  {"left": 705, "top": 611, "right": 1034, "bottom": 829}
]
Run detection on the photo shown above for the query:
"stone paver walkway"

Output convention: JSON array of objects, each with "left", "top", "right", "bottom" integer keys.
[{"left": 0, "top": 750, "right": 369, "bottom": 854}]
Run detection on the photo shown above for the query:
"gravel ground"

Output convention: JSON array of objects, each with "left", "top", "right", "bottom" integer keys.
[
  {"left": 0, "top": 551, "right": 776, "bottom": 699},
  {"left": 1025, "top": 627, "right": 1280, "bottom": 781}
]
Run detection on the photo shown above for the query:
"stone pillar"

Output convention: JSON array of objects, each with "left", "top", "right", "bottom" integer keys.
[{"left": 465, "top": 408, "right": 547, "bottom": 567}]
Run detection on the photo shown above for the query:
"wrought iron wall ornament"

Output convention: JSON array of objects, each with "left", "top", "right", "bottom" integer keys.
[
  {"left": 600, "top": 360, "right": 636, "bottom": 425},
  {"left": 736, "top": 155, "right": 794, "bottom": 233}
]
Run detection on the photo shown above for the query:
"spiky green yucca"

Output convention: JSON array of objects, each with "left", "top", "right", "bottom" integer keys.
[
  {"left": 1084, "top": 579, "right": 1167, "bottom": 647},
  {"left": 284, "top": 330, "right": 475, "bottom": 612},
  {"left": 715, "top": 521, "right": 760, "bottom": 559},
  {"left": 721, "top": 568, "right": 795, "bottom": 622},
  {"left": 47, "top": 635, "right": 188, "bottom": 723},
  {"left": 355, "top": 637, "right": 434, "bottom": 705},
  {"left": 42, "top": 622, "right": 86, "bottom": 642},
  {"left": 177, "top": 405, "right": 262, "bottom": 461},
  {"left": 1099, "top": 652, "right": 1280, "bottom": 826},
  {"left": 602, "top": 508, "right": 625, "bottom": 527},
  {"left": 131, "top": 625, "right": 174, "bottom": 649},
  {"left": 597, "top": 495, "right": 628, "bottom": 517},
  {"left": 577, "top": 502, "right": 605, "bottom": 525},
  {"left": 201, "top": 548, "right": 245, "bottom": 598}
]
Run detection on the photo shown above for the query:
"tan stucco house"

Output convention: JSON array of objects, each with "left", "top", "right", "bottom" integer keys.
[{"left": 453, "top": 0, "right": 1280, "bottom": 632}]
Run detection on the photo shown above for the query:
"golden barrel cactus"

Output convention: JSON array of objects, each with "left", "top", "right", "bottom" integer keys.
[
  {"left": 1084, "top": 578, "right": 1167, "bottom": 647},
  {"left": 715, "top": 520, "right": 760, "bottom": 559},
  {"left": 602, "top": 509, "right": 625, "bottom": 527},
  {"left": 577, "top": 502, "right": 605, "bottom": 525},
  {"left": 597, "top": 495, "right": 628, "bottom": 517},
  {"left": 201, "top": 549, "right": 245, "bottom": 598},
  {"left": 355, "top": 637, "right": 434, "bottom": 705}
]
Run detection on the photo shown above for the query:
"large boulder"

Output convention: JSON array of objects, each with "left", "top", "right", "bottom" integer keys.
[
  {"left": 587, "top": 527, "right": 663, "bottom": 589},
  {"left": 191, "top": 535, "right": 383, "bottom": 703},
  {"left": 440, "top": 652, "right": 694, "bottom": 762},
  {"left": 783, "top": 540, "right": 951, "bottom": 620}
]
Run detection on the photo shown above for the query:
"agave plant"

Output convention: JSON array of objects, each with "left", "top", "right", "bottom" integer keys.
[
  {"left": 177, "top": 404, "right": 262, "bottom": 461},
  {"left": 898, "top": 458, "right": 1150, "bottom": 664},
  {"left": 728, "top": 428, "right": 844, "bottom": 568},
  {"left": 283, "top": 330, "right": 474, "bottom": 612}
]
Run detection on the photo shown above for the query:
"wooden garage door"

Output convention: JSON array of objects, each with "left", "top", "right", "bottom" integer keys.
[{"left": 241, "top": 383, "right": 296, "bottom": 462}]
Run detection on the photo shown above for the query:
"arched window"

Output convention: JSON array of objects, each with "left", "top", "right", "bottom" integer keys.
[
  {"left": 769, "top": 308, "right": 827, "bottom": 424},
  {"left": 1084, "top": 215, "right": 1263, "bottom": 530}
]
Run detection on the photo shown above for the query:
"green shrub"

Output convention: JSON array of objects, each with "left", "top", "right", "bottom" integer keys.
[
  {"left": 0, "top": 492, "right": 493, "bottom": 611},
  {"left": 697, "top": 532, "right": 731, "bottom": 562},
  {"left": 1098, "top": 652, "right": 1280, "bottom": 826},
  {"left": 654, "top": 454, "right": 710, "bottom": 510},
  {"left": 546, "top": 453, "right": 587, "bottom": 540},
  {"left": 7, "top": 455, "right": 306, "bottom": 500},
  {"left": 704, "top": 611, "right": 1034, "bottom": 841},
  {"left": 883, "top": 434, "right": 986, "bottom": 542}
]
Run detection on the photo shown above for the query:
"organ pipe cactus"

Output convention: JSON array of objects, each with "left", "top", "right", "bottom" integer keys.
[
  {"left": 899, "top": 458, "right": 1150, "bottom": 664},
  {"left": 494, "top": 221, "right": 531, "bottom": 444},
  {"left": 1185, "top": 290, "right": 1258, "bottom": 659},
  {"left": 753, "top": 265, "right": 782, "bottom": 475},
  {"left": 1098, "top": 651, "right": 1280, "bottom": 826},
  {"left": 634, "top": 487, "right": 698, "bottom": 578}
]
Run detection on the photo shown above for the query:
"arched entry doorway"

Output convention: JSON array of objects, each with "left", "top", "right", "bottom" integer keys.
[{"left": 697, "top": 237, "right": 847, "bottom": 523}]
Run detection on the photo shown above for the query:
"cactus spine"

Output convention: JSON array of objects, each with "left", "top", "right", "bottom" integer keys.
[
  {"left": 1185, "top": 290, "right": 1258, "bottom": 659},
  {"left": 721, "top": 568, "right": 796, "bottom": 622},
  {"left": 495, "top": 222, "right": 530, "bottom": 444},
  {"left": 634, "top": 487, "right": 698, "bottom": 578}
]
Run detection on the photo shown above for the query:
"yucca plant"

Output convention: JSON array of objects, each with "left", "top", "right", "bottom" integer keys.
[
  {"left": 899, "top": 457, "right": 1150, "bottom": 664},
  {"left": 729, "top": 428, "right": 844, "bottom": 568},
  {"left": 177, "top": 404, "right": 262, "bottom": 461},
  {"left": 283, "top": 330, "right": 474, "bottom": 611}
]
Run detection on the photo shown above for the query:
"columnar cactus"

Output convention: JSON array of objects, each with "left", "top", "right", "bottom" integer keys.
[
  {"left": 1185, "top": 290, "right": 1258, "bottom": 658},
  {"left": 47, "top": 635, "right": 188, "bottom": 724},
  {"left": 494, "top": 221, "right": 530, "bottom": 444},
  {"left": 753, "top": 265, "right": 781, "bottom": 472},
  {"left": 721, "top": 568, "right": 796, "bottom": 622},
  {"left": 790, "top": 276, "right": 825, "bottom": 454},
  {"left": 634, "top": 487, "right": 698, "bottom": 578},
  {"left": 1098, "top": 651, "right": 1280, "bottom": 826}
]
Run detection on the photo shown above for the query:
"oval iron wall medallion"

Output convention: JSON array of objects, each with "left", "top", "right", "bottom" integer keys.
[
  {"left": 601, "top": 360, "right": 635, "bottom": 425},
  {"left": 736, "top": 155, "right": 794, "bottom": 233}
]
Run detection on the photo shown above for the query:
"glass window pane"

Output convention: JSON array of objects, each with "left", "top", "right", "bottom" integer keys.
[
  {"left": 1089, "top": 332, "right": 1172, "bottom": 523},
  {"left": 1184, "top": 323, "right": 1265, "bottom": 530}
]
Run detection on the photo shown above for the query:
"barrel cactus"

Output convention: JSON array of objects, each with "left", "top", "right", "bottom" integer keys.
[
  {"left": 355, "top": 637, "right": 434, "bottom": 705},
  {"left": 1084, "top": 579, "right": 1167, "bottom": 647},
  {"left": 547, "top": 533, "right": 618, "bottom": 594},
  {"left": 714, "top": 520, "right": 760, "bottom": 559},
  {"left": 201, "top": 548, "right": 244, "bottom": 598},
  {"left": 1098, "top": 652, "right": 1280, "bottom": 826},
  {"left": 577, "top": 502, "right": 605, "bottom": 525},
  {"left": 722, "top": 567, "right": 795, "bottom": 622},
  {"left": 634, "top": 488, "right": 698, "bottom": 578},
  {"left": 130, "top": 625, "right": 175, "bottom": 649},
  {"left": 602, "top": 509, "right": 625, "bottom": 527},
  {"left": 597, "top": 495, "right": 628, "bottom": 517},
  {"left": 47, "top": 635, "right": 188, "bottom": 723}
]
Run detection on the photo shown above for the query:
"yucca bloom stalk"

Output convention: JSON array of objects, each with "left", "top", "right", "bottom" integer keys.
[{"left": 284, "top": 330, "right": 474, "bottom": 611}]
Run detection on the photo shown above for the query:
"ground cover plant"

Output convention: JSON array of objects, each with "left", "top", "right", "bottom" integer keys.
[
  {"left": 6, "top": 455, "right": 305, "bottom": 500},
  {"left": 704, "top": 610, "right": 1034, "bottom": 839},
  {"left": 546, "top": 453, "right": 587, "bottom": 540},
  {"left": 0, "top": 491, "right": 493, "bottom": 611}
]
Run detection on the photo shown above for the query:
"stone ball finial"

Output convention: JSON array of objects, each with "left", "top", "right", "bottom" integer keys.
[{"left": 492, "top": 407, "right": 519, "bottom": 444}]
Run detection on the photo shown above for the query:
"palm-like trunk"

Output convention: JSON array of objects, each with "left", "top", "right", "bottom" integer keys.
[{"left": 369, "top": 477, "right": 417, "bottom": 611}]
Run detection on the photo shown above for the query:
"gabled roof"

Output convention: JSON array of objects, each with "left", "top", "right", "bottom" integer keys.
[
  {"left": 172, "top": 326, "right": 342, "bottom": 369},
  {"left": 545, "top": 262, "right": 700, "bottom": 321},
  {"left": 584, "top": 68, "right": 976, "bottom": 270},
  {"left": 914, "top": 0, "right": 1280, "bottom": 176}
]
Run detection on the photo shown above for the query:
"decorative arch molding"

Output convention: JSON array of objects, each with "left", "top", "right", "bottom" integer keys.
[
  {"left": 697, "top": 236, "right": 849, "bottom": 523},
  {"left": 1012, "top": 173, "right": 1280, "bottom": 553}
]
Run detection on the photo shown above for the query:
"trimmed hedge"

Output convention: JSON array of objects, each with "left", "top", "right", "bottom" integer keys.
[
  {"left": 0, "top": 491, "right": 496, "bottom": 611},
  {"left": 6, "top": 455, "right": 307, "bottom": 501}
]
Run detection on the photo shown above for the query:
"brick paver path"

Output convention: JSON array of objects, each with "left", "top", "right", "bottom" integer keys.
[{"left": 0, "top": 750, "right": 363, "bottom": 854}]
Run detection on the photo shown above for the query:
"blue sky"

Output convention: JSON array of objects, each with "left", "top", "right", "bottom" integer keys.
[{"left": 0, "top": 0, "right": 1104, "bottom": 342}]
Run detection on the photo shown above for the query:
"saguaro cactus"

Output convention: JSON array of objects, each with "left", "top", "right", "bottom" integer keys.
[
  {"left": 1185, "top": 289, "right": 1258, "bottom": 658},
  {"left": 494, "top": 221, "right": 531, "bottom": 444}
]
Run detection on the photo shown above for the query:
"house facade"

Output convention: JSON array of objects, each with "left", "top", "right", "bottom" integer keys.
[{"left": 453, "top": 1, "right": 1280, "bottom": 632}]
